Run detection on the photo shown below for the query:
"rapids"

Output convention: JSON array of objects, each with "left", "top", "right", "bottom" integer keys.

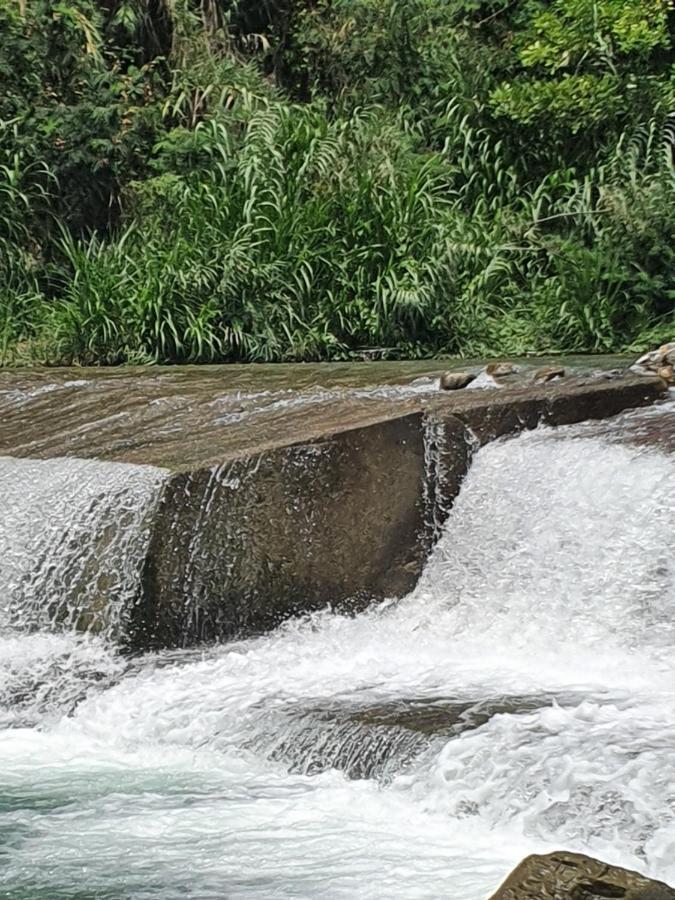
[{"left": 1, "top": 404, "right": 674, "bottom": 899}]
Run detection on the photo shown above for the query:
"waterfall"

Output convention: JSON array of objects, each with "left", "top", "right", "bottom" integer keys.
[
  {"left": 0, "top": 405, "right": 673, "bottom": 899},
  {"left": 413, "top": 425, "right": 675, "bottom": 651},
  {"left": 0, "top": 456, "right": 166, "bottom": 725}
]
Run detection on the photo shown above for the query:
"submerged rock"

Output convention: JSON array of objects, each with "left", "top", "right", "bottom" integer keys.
[
  {"left": 439, "top": 371, "right": 476, "bottom": 391},
  {"left": 248, "top": 692, "right": 587, "bottom": 781},
  {"left": 532, "top": 365, "right": 565, "bottom": 384},
  {"left": 490, "top": 851, "right": 675, "bottom": 899},
  {"left": 485, "top": 362, "right": 519, "bottom": 378}
]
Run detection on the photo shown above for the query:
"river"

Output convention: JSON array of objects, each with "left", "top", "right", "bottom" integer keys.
[{"left": 0, "top": 380, "right": 673, "bottom": 899}]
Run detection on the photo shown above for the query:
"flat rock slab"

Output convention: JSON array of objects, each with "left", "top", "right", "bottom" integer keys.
[
  {"left": 0, "top": 368, "right": 422, "bottom": 470},
  {"left": 490, "top": 851, "right": 675, "bottom": 899},
  {"left": 0, "top": 368, "right": 667, "bottom": 648},
  {"left": 0, "top": 366, "right": 661, "bottom": 469}
]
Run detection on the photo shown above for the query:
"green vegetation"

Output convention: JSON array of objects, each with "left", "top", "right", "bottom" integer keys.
[{"left": 1, "top": 0, "right": 673, "bottom": 364}]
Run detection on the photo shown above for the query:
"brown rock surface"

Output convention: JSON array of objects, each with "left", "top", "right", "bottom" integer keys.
[
  {"left": 533, "top": 365, "right": 566, "bottom": 383},
  {"left": 133, "top": 413, "right": 472, "bottom": 647},
  {"left": 439, "top": 371, "right": 475, "bottom": 390},
  {"left": 490, "top": 851, "right": 675, "bottom": 900}
]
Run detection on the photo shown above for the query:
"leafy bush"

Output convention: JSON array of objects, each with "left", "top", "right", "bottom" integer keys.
[{"left": 0, "top": 0, "right": 673, "bottom": 364}]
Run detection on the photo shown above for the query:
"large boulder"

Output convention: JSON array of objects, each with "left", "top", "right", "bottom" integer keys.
[{"left": 490, "top": 851, "right": 675, "bottom": 899}]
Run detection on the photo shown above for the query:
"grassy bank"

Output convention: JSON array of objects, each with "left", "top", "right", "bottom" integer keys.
[{"left": 1, "top": 0, "right": 673, "bottom": 364}]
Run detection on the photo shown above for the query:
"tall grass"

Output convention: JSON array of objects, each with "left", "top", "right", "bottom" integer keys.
[
  {"left": 38, "top": 95, "right": 674, "bottom": 364},
  {"left": 0, "top": 153, "right": 49, "bottom": 364},
  {"left": 1, "top": 0, "right": 673, "bottom": 364}
]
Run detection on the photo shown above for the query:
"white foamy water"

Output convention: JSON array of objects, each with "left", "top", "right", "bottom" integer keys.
[
  {"left": 0, "top": 457, "right": 166, "bottom": 732},
  {"left": 0, "top": 411, "right": 674, "bottom": 899},
  {"left": 0, "top": 456, "right": 167, "bottom": 636}
]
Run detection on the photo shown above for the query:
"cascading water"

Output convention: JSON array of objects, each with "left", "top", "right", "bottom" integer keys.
[
  {"left": 0, "top": 457, "right": 166, "bottom": 727},
  {"left": 1, "top": 405, "right": 674, "bottom": 899}
]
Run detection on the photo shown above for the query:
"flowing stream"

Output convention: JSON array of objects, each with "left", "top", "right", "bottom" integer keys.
[{"left": 1, "top": 403, "right": 674, "bottom": 898}]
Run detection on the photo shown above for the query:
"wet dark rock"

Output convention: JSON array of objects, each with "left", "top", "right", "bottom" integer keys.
[
  {"left": 345, "top": 693, "right": 583, "bottom": 735},
  {"left": 533, "top": 365, "right": 565, "bottom": 383},
  {"left": 490, "top": 851, "right": 675, "bottom": 899},
  {"left": 439, "top": 371, "right": 475, "bottom": 391},
  {"left": 251, "top": 692, "right": 586, "bottom": 781},
  {"left": 248, "top": 707, "right": 431, "bottom": 781},
  {"left": 133, "top": 405, "right": 475, "bottom": 647},
  {"left": 543, "top": 377, "right": 668, "bottom": 430},
  {"left": 133, "top": 414, "right": 462, "bottom": 648},
  {"left": 562, "top": 403, "right": 675, "bottom": 455}
]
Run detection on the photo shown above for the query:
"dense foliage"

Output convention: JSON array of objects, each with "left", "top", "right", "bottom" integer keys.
[{"left": 1, "top": 0, "right": 673, "bottom": 364}]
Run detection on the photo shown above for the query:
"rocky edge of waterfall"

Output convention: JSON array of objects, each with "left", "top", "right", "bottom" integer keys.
[{"left": 439, "top": 341, "right": 675, "bottom": 392}]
